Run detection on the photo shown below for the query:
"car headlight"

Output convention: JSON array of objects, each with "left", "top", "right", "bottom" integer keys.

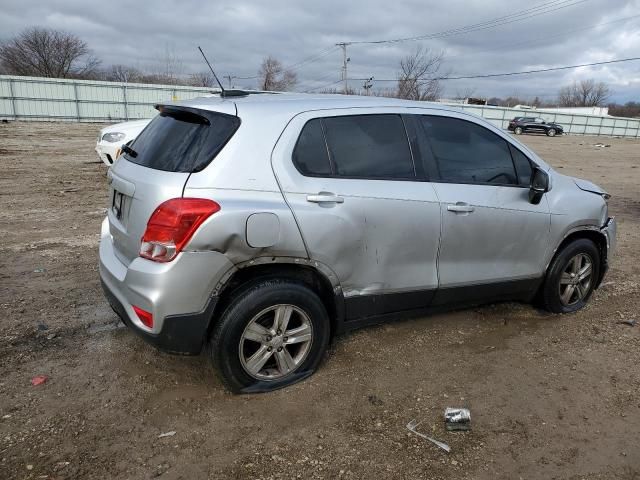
[{"left": 102, "top": 132, "right": 126, "bottom": 143}]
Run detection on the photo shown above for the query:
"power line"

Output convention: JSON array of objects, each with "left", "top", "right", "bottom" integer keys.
[
  {"left": 343, "top": 0, "right": 588, "bottom": 45},
  {"left": 445, "top": 12, "right": 640, "bottom": 60},
  {"left": 347, "top": 57, "right": 640, "bottom": 82},
  {"left": 306, "top": 78, "right": 343, "bottom": 92},
  {"left": 225, "top": 46, "right": 340, "bottom": 84}
]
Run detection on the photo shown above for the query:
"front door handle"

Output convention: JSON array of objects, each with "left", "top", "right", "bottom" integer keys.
[
  {"left": 306, "top": 192, "right": 344, "bottom": 204},
  {"left": 447, "top": 202, "right": 475, "bottom": 213}
]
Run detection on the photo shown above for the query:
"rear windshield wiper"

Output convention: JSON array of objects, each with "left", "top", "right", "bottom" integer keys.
[{"left": 121, "top": 144, "right": 138, "bottom": 158}]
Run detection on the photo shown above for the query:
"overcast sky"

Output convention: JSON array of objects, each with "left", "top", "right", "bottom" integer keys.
[{"left": 1, "top": 0, "right": 639, "bottom": 102}]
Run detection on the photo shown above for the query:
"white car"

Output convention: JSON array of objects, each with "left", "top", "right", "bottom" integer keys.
[{"left": 95, "top": 119, "right": 151, "bottom": 166}]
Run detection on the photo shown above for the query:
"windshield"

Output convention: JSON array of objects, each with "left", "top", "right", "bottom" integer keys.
[{"left": 123, "top": 106, "right": 240, "bottom": 173}]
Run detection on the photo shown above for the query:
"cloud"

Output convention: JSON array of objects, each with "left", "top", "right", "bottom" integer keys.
[{"left": 0, "top": 0, "right": 638, "bottom": 101}]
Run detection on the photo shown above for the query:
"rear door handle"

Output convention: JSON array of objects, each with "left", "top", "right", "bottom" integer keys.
[
  {"left": 447, "top": 203, "right": 475, "bottom": 213},
  {"left": 306, "top": 193, "right": 344, "bottom": 204}
]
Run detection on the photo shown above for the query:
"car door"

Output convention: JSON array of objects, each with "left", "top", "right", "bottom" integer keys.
[
  {"left": 271, "top": 110, "right": 442, "bottom": 319},
  {"left": 414, "top": 113, "right": 551, "bottom": 301}
]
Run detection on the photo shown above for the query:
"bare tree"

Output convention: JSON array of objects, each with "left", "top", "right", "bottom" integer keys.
[
  {"left": 0, "top": 27, "right": 100, "bottom": 78},
  {"left": 558, "top": 79, "right": 611, "bottom": 107},
  {"left": 188, "top": 72, "right": 216, "bottom": 88},
  {"left": 106, "top": 64, "right": 142, "bottom": 83},
  {"left": 258, "top": 56, "right": 297, "bottom": 91},
  {"left": 396, "top": 47, "right": 445, "bottom": 101}
]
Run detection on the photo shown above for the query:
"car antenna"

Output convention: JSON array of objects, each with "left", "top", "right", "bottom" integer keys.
[
  {"left": 197, "top": 47, "right": 249, "bottom": 98},
  {"left": 197, "top": 46, "right": 226, "bottom": 94}
]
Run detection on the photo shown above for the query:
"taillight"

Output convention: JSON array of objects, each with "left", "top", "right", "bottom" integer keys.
[
  {"left": 132, "top": 305, "right": 153, "bottom": 328},
  {"left": 139, "top": 198, "right": 220, "bottom": 262}
]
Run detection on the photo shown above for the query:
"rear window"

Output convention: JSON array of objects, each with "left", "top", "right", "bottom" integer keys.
[{"left": 123, "top": 106, "right": 240, "bottom": 172}]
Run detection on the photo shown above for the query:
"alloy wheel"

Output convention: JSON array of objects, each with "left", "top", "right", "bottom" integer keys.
[
  {"left": 239, "top": 304, "right": 313, "bottom": 380},
  {"left": 558, "top": 253, "right": 593, "bottom": 306}
]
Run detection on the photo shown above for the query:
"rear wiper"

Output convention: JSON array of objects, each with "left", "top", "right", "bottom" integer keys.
[{"left": 121, "top": 144, "right": 138, "bottom": 158}]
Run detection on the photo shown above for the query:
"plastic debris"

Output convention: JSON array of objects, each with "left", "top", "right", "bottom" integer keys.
[
  {"left": 406, "top": 419, "right": 450, "bottom": 452},
  {"left": 33, "top": 268, "right": 46, "bottom": 273},
  {"left": 445, "top": 408, "right": 472, "bottom": 431},
  {"left": 619, "top": 319, "right": 637, "bottom": 327},
  {"left": 31, "top": 375, "right": 48, "bottom": 386},
  {"left": 158, "top": 431, "right": 176, "bottom": 438}
]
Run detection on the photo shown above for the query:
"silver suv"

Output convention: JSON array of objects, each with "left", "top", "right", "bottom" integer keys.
[{"left": 100, "top": 93, "right": 616, "bottom": 393}]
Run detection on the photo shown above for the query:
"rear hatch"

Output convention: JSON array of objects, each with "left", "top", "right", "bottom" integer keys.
[{"left": 106, "top": 104, "right": 240, "bottom": 265}]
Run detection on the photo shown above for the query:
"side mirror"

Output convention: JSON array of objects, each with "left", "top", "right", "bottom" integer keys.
[{"left": 529, "top": 168, "right": 549, "bottom": 204}]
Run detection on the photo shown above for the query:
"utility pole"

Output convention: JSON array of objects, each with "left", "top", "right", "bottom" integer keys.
[
  {"left": 363, "top": 77, "right": 374, "bottom": 96},
  {"left": 224, "top": 75, "right": 234, "bottom": 88},
  {"left": 336, "top": 42, "right": 351, "bottom": 94}
]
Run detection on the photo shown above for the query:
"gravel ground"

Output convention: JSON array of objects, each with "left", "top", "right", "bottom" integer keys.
[{"left": 0, "top": 121, "right": 639, "bottom": 479}]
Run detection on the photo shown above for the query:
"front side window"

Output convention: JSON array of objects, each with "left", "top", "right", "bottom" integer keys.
[
  {"left": 419, "top": 116, "right": 517, "bottom": 185},
  {"left": 509, "top": 144, "right": 533, "bottom": 186}
]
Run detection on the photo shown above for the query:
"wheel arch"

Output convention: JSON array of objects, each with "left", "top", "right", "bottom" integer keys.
[
  {"left": 547, "top": 228, "right": 608, "bottom": 288},
  {"left": 209, "top": 258, "right": 344, "bottom": 339}
]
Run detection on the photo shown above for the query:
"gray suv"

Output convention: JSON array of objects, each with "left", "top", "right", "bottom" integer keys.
[{"left": 100, "top": 93, "right": 616, "bottom": 393}]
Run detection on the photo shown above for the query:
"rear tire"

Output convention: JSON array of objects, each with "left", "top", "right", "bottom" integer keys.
[
  {"left": 209, "top": 279, "right": 330, "bottom": 393},
  {"left": 541, "top": 238, "right": 600, "bottom": 313},
  {"left": 546, "top": 128, "right": 556, "bottom": 137},
  {"left": 514, "top": 126, "right": 523, "bottom": 135}
]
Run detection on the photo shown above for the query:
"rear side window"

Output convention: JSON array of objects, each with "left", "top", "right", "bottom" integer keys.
[
  {"left": 420, "top": 116, "right": 517, "bottom": 185},
  {"left": 292, "top": 119, "right": 332, "bottom": 175},
  {"left": 124, "top": 107, "right": 240, "bottom": 173},
  {"left": 509, "top": 144, "right": 533, "bottom": 186},
  {"left": 322, "top": 114, "right": 414, "bottom": 179}
]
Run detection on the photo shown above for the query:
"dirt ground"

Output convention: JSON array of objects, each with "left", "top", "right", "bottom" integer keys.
[{"left": 1, "top": 121, "right": 639, "bottom": 480}]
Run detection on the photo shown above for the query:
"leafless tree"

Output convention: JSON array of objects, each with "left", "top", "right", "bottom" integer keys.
[
  {"left": 453, "top": 87, "right": 476, "bottom": 101},
  {"left": 258, "top": 56, "right": 297, "bottom": 91},
  {"left": 396, "top": 47, "right": 445, "bottom": 101},
  {"left": 558, "top": 79, "right": 611, "bottom": 107},
  {"left": 106, "top": 64, "right": 142, "bottom": 83},
  {"left": 0, "top": 27, "right": 100, "bottom": 78},
  {"left": 188, "top": 72, "right": 216, "bottom": 88},
  {"left": 149, "top": 44, "right": 185, "bottom": 85}
]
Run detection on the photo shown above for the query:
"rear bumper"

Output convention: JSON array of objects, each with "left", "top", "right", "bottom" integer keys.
[
  {"left": 101, "top": 278, "right": 218, "bottom": 354},
  {"left": 98, "top": 217, "right": 234, "bottom": 354}
]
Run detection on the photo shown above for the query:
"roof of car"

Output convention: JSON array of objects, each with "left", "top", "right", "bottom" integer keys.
[{"left": 168, "top": 92, "right": 464, "bottom": 117}]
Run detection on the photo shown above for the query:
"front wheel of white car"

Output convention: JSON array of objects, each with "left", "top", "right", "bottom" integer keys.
[
  {"left": 541, "top": 238, "right": 600, "bottom": 313},
  {"left": 209, "top": 279, "right": 330, "bottom": 393}
]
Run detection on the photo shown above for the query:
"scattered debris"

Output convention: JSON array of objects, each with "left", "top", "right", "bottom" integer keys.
[
  {"left": 46, "top": 333, "right": 57, "bottom": 340},
  {"left": 26, "top": 464, "right": 33, "bottom": 470},
  {"left": 31, "top": 375, "right": 48, "bottom": 386},
  {"left": 33, "top": 268, "right": 46, "bottom": 273},
  {"left": 406, "top": 419, "right": 450, "bottom": 452},
  {"left": 619, "top": 319, "right": 637, "bottom": 327},
  {"left": 594, "top": 143, "right": 611, "bottom": 148},
  {"left": 158, "top": 431, "right": 176, "bottom": 438},
  {"left": 367, "top": 394, "right": 384, "bottom": 406},
  {"left": 2, "top": 414, "right": 11, "bottom": 419},
  {"left": 445, "top": 408, "right": 472, "bottom": 431}
]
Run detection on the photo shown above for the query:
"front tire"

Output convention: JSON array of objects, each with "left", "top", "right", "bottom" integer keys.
[
  {"left": 209, "top": 279, "right": 330, "bottom": 393},
  {"left": 541, "top": 238, "right": 600, "bottom": 313},
  {"left": 514, "top": 126, "right": 523, "bottom": 135},
  {"left": 546, "top": 128, "right": 556, "bottom": 137}
]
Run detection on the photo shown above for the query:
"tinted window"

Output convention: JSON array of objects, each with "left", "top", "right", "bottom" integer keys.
[
  {"left": 292, "top": 119, "right": 332, "bottom": 175},
  {"left": 323, "top": 115, "right": 414, "bottom": 179},
  {"left": 420, "top": 116, "right": 517, "bottom": 185},
  {"left": 124, "top": 107, "right": 239, "bottom": 173},
  {"left": 509, "top": 144, "right": 533, "bottom": 186}
]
